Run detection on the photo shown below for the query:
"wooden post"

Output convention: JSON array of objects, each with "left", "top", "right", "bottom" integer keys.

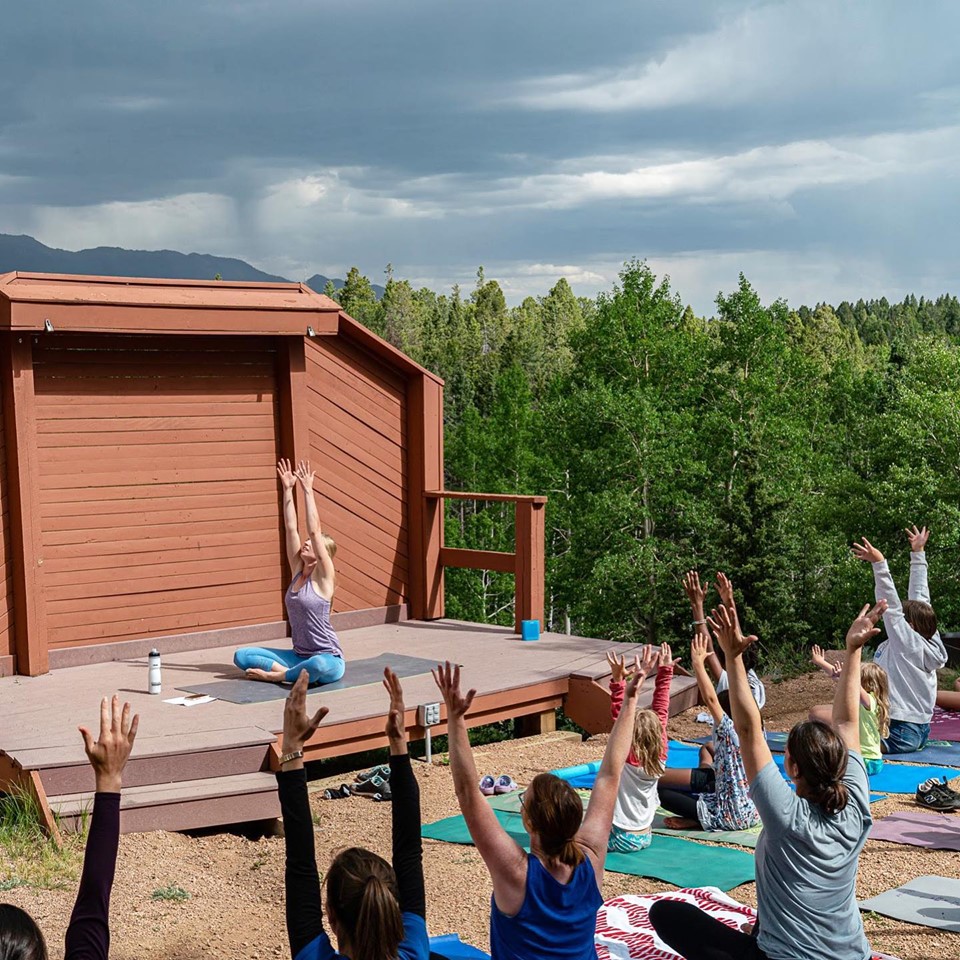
[
  {"left": 407, "top": 374, "right": 444, "bottom": 619},
  {"left": 514, "top": 499, "right": 545, "bottom": 634},
  {"left": 1, "top": 335, "right": 48, "bottom": 675}
]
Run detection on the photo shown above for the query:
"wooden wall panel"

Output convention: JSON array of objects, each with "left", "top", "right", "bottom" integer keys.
[
  {"left": 304, "top": 337, "right": 408, "bottom": 611},
  {"left": 33, "top": 334, "right": 284, "bottom": 648},
  {"left": 0, "top": 385, "right": 13, "bottom": 659}
]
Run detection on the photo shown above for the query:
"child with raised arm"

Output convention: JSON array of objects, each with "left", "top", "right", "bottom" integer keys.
[
  {"left": 606, "top": 643, "right": 672, "bottom": 852},
  {"left": 810, "top": 645, "right": 889, "bottom": 775},
  {"left": 659, "top": 634, "right": 759, "bottom": 833},
  {"left": 853, "top": 524, "right": 947, "bottom": 753},
  {"left": 235, "top": 459, "right": 345, "bottom": 687},
  {"left": 276, "top": 669, "right": 429, "bottom": 960}
]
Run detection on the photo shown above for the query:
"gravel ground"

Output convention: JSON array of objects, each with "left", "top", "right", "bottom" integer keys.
[{"left": 4, "top": 670, "right": 958, "bottom": 960}]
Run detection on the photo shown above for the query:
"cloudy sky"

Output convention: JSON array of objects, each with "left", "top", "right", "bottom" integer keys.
[{"left": 3, "top": 0, "right": 959, "bottom": 312}]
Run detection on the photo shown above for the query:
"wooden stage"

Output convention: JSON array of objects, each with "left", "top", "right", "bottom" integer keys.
[{"left": 0, "top": 619, "right": 698, "bottom": 835}]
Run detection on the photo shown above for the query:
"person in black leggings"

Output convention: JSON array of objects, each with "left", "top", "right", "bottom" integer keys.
[
  {"left": 276, "top": 669, "right": 429, "bottom": 960},
  {"left": 0, "top": 694, "right": 139, "bottom": 960}
]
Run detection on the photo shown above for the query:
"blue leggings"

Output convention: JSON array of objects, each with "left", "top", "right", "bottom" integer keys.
[{"left": 233, "top": 647, "right": 345, "bottom": 685}]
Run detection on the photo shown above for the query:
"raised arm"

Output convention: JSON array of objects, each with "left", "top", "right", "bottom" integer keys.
[
  {"left": 383, "top": 669, "right": 425, "bottom": 920},
  {"left": 706, "top": 605, "right": 769, "bottom": 783},
  {"left": 905, "top": 525, "right": 931, "bottom": 602},
  {"left": 433, "top": 662, "right": 527, "bottom": 915},
  {"left": 577, "top": 663, "right": 642, "bottom": 882},
  {"left": 684, "top": 571, "right": 721, "bottom": 680},
  {"left": 652, "top": 643, "right": 676, "bottom": 758},
  {"left": 296, "top": 461, "right": 336, "bottom": 597},
  {"left": 853, "top": 537, "right": 902, "bottom": 615},
  {"left": 607, "top": 645, "right": 655, "bottom": 722},
  {"left": 833, "top": 602, "right": 886, "bottom": 752},
  {"left": 810, "top": 644, "right": 837, "bottom": 677},
  {"left": 277, "top": 459, "right": 302, "bottom": 575},
  {"left": 65, "top": 696, "right": 139, "bottom": 960},
  {"left": 277, "top": 672, "right": 330, "bottom": 959},
  {"left": 690, "top": 635, "right": 723, "bottom": 725}
]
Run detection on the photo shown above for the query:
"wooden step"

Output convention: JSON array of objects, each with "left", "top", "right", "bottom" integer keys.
[
  {"left": 14, "top": 727, "right": 276, "bottom": 797},
  {"left": 49, "top": 771, "right": 281, "bottom": 834},
  {"left": 564, "top": 674, "right": 700, "bottom": 735}
]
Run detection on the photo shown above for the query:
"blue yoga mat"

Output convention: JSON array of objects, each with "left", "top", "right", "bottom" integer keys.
[
  {"left": 772, "top": 752, "right": 954, "bottom": 795},
  {"left": 552, "top": 741, "right": 702, "bottom": 788},
  {"left": 885, "top": 740, "right": 960, "bottom": 768},
  {"left": 429, "top": 934, "right": 490, "bottom": 959}
]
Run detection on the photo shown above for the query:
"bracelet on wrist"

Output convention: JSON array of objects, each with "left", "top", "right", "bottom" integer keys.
[
  {"left": 691, "top": 619, "right": 707, "bottom": 626},
  {"left": 279, "top": 749, "right": 304, "bottom": 766}
]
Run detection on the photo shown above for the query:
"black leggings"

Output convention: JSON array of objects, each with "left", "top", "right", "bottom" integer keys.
[
  {"left": 649, "top": 901, "right": 767, "bottom": 960},
  {"left": 657, "top": 787, "right": 702, "bottom": 823}
]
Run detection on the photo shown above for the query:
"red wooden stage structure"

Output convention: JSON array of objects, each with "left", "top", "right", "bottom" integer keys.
[{"left": 0, "top": 273, "right": 696, "bottom": 836}]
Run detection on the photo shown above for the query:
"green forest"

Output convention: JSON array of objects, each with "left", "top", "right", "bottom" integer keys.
[{"left": 328, "top": 263, "right": 960, "bottom": 673}]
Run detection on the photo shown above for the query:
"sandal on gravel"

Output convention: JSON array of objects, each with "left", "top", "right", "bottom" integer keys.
[
  {"left": 494, "top": 775, "right": 518, "bottom": 795},
  {"left": 479, "top": 775, "right": 497, "bottom": 796}
]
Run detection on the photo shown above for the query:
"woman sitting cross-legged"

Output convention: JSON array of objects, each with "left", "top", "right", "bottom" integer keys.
[
  {"left": 432, "top": 660, "right": 642, "bottom": 960},
  {"left": 648, "top": 599, "right": 885, "bottom": 960},
  {"left": 235, "top": 459, "right": 345, "bottom": 687},
  {"left": 0, "top": 694, "right": 139, "bottom": 960},
  {"left": 276, "top": 669, "right": 428, "bottom": 960}
]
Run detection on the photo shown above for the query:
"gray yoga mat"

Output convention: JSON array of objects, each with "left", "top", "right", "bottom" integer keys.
[
  {"left": 859, "top": 875, "right": 960, "bottom": 932},
  {"left": 869, "top": 811, "right": 960, "bottom": 852},
  {"left": 178, "top": 652, "right": 441, "bottom": 704}
]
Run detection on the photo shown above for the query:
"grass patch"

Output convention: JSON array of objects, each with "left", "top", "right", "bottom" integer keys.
[
  {"left": 938, "top": 666, "right": 959, "bottom": 690},
  {"left": 0, "top": 783, "right": 85, "bottom": 890},
  {"left": 151, "top": 884, "right": 190, "bottom": 903}
]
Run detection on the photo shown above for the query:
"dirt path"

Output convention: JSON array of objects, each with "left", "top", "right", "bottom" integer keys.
[{"left": 3, "top": 670, "right": 957, "bottom": 960}]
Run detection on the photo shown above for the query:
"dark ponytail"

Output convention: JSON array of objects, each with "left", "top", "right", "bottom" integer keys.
[
  {"left": 326, "top": 848, "right": 403, "bottom": 960},
  {"left": 787, "top": 720, "right": 850, "bottom": 816},
  {"left": 523, "top": 773, "right": 585, "bottom": 867},
  {"left": 0, "top": 904, "right": 47, "bottom": 960}
]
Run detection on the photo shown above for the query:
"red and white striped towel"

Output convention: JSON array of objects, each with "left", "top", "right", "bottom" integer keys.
[{"left": 594, "top": 888, "right": 901, "bottom": 960}]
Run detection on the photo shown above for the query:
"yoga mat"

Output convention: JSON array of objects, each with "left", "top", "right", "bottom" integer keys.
[
  {"left": 930, "top": 706, "right": 960, "bottom": 741},
  {"left": 429, "top": 934, "right": 490, "bottom": 959},
  {"left": 179, "top": 652, "right": 440, "bottom": 704},
  {"left": 869, "top": 811, "right": 960, "bottom": 852},
  {"left": 859, "top": 875, "right": 960, "bottom": 932},
  {"left": 689, "top": 731, "right": 789, "bottom": 752},
  {"left": 771, "top": 752, "right": 949, "bottom": 796},
  {"left": 422, "top": 807, "right": 755, "bottom": 890},
  {"left": 651, "top": 809, "right": 762, "bottom": 848},
  {"left": 884, "top": 739, "right": 960, "bottom": 768},
  {"left": 552, "top": 742, "right": 703, "bottom": 789}
]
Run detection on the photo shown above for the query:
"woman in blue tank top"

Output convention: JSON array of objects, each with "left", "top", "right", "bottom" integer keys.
[
  {"left": 432, "top": 660, "right": 643, "bottom": 960},
  {"left": 234, "top": 459, "right": 346, "bottom": 686}
]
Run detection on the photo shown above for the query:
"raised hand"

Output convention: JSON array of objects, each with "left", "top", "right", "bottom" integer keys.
[
  {"left": 383, "top": 667, "right": 407, "bottom": 746},
  {"left": 690, "top": 634, "right": 710, "bottom": 667},
  {"left": 638, "top": 643, "right": 658, "bottom": 678},
  {"left": 682, "top": 571, "right": 709, "bottom": 608},
  {"left": 295, "top": 460, "right": 316, "bottom": 493},
  {"left": 707, "top": 604, "right": 758, "bottom": 660},
  {"left": 852, "top": 537, "right": 884, "bottom": 564},
  {"left": 606, "top": 651, "right": 628, "bottom": 683},
  {"left": 716, "top": 572, "right": 736, "bottom": 609},
  {"left": 810, "top": 644, "right": 830, "bottom": 670},
  {"left": 845, "top": 600, "right": 887, "bottom": 651},
  {"left": 432, "top": 661, "right": 476, "bottom": 720},
  {"left": 277, "top": 458, "right": 297, "bottom": 490},
  {"left": 905, "top": 524, "right": 930, "bottom": 553},
  {"left": 282, "top": 671, "right": 329, "bottom": 754},
  {"left": 79, "top": 695, "right": 139, "bottom": 793},
  {"left": 831, "top": 660, "right": 843, "bottom": 681},
  {"left": 658, "top": 642, "right": 681, "bottom": 669}
]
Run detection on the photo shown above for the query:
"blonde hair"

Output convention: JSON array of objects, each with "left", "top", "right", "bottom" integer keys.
[
  {"left": 860, "top": 662, "right": 890, "bottom": 739},
  {"left": 631, "top": 709, "right": 665, "bottom": 779},
  {"left": 321, "top": 533, "right": 337, "bottom": 561}
]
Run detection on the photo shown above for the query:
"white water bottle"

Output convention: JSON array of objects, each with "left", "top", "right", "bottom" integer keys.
[{"left": 148, "top": 648, "right": 162, "bottom": 695}]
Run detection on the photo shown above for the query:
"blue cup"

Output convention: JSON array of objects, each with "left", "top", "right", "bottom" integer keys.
[{"left": 520, "top": 619, "right": 540, "bottom": 641}]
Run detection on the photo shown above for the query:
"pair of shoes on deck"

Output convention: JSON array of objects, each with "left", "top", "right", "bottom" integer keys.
[
  {"left": 915, "top": 776, "right": 960, "bottom": 811},
  {"left": 479, "top": 775, "right": 518, "bottom": 796}
]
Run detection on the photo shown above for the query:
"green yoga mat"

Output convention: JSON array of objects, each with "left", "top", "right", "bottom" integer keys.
[{"left": 422, "top": 803, "right": 756, "bottom": 891}]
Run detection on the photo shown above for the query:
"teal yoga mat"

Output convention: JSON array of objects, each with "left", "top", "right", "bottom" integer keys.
[{"left": 422, "top": 802, "right": 756, "bottom": 890}]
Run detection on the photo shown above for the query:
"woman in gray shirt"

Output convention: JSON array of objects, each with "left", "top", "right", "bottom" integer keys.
[{"left": 649, "top": 592, "right": 885, "bottom": 960}]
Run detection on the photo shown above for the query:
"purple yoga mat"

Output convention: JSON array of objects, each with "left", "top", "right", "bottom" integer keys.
[
  {"left": 869, "top": 810, "right": 960, "bottom": 851},
  {"left": 930, "top": 706, "right": 960, "bottom": 741}
]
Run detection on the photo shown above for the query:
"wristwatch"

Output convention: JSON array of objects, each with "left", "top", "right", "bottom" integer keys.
[{"left": 279, "top": 749, "right": 304, "bottom": 766}]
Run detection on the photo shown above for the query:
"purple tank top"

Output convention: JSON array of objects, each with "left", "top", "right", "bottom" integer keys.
[{"left": 286, "top": 572, "right": 343, "bottom": 659}]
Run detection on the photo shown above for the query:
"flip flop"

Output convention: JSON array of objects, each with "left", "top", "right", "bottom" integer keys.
[
  {"left": 479, "top": 775, "right": 497, "bottom": 796},
  {"left": 494, "top": 775, "right": 518, "bottom": 795}
]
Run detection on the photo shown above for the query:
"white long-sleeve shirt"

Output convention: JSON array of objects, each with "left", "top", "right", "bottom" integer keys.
[{"left": 871, "top": 552, "right": 948, "bottom": 724}]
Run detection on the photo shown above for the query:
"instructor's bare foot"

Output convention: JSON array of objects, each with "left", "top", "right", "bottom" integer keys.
[
  {"left": 663, "top": 816, "right": 700, "bottom": 830},
  {"left": 246, "top": 666, "right": 287, "bottom": 683}
]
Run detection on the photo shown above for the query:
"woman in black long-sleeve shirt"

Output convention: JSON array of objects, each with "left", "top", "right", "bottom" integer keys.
[
  {"left": 0, "top": 695, "right": 138, "bottom": 960},
  {"left": 276, "top": 669, "right": 429, "bottom": 960}
]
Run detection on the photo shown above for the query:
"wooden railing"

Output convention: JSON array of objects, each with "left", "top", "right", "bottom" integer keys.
[{"left": 424, "top": 491, "right": 546, "bottom": 633}]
